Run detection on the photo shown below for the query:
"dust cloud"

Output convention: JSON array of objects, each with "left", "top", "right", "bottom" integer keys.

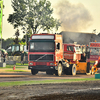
[{"left": 54, "top": 0, "right": 93, "bottom": 32}]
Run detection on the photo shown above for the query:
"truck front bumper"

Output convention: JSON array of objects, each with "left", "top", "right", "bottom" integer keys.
[{"left": 28, "top": 65, "right": 57, "bottom": 71}]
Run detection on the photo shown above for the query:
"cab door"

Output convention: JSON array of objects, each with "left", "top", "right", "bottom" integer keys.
[{"left": 64, "top": 45, "right": 74, "bottom": 60}]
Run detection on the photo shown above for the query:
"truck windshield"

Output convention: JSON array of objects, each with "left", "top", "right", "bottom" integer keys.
[
  {"left": 90, "top": 48, "right": 100, "bottom": 55},
  {"left": 74, "top": 46, "right": 80, "bottom": 52},
  {"left": 12, "top": 45, "right": 19, "bottom": 52},
  {"left": 29, "top": 42, "right": 55, "bottom": 52}
]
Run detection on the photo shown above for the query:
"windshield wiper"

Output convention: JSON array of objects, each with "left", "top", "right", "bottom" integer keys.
[{"left": 35, "top": 54, "right": 47, "bottom": 61}]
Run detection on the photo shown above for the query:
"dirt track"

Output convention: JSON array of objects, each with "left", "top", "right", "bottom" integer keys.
[
  {"left": 0, "top": 71, "right": 100, "bottom": 100},
  {"left": 0, "top": 66, "right": 100, "bottom": 100},
  {"left": 0, "top": 81, "right": 100, "bottom": 100},
  {"left": 0, "top": 71, "right": 94, "bottom": 82}
]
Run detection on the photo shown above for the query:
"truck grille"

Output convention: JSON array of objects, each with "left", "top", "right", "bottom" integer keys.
[
  {"left": 36, "top": 62, "right": 47, "bottom": 65},
  {"left": 29, "top": 54, "right": 54, "bottom": 62}
]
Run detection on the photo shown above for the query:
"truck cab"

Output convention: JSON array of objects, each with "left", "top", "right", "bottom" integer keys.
[
  {"left": 6, "top": 44, "right": 28, "bottom": 56},
  {"left": 28, "top": 33, "right": 63, "bottom": 75},
  {"left": 63, "top": 43, "right": 82, "bottom": 62},
  {"left": 87, "top": 42, "right": 100, "bottom": 74},
  {"left": 63, "top": 43, "right": 91, "bottom": 74}
]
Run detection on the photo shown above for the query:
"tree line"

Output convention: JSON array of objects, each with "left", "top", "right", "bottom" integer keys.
[
  {"left": 7, "top": 0, "right": 61, "bottom": 35},
  {"left": 1, "top": 0, "right": 62, "bottom": 49},
  {"left": 1, "top": 34, "right": 30, "bottom": 49}
]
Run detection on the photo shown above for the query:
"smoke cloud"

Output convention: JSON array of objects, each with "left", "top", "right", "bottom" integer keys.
[{"left": 54, "top": 0, "right": 93, "bottom": 32}]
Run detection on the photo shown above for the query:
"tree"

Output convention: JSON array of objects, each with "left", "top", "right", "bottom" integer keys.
[
  {"left": 2, "top": 38, "right": 15, "bottom": 49},
  {"left": 0, "top": 0, "right": 3, "bottom": 39},
  {"left": 13, "top": 29, "right": 20, "bottom": 44},
  {"left": 8, "top": 0, "right": 61, "bottom": 34}
]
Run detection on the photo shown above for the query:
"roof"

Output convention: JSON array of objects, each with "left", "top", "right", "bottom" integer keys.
[{"left": 60, "top": 31, "right": 99, "bottom": 45}]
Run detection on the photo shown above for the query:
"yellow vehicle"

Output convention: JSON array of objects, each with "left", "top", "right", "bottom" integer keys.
[
  {"left": 63, "top": 43, "right": 90, "bottom": 74},
  {"left": 86, "top": 42, "right": 100, "bottom": 74}
]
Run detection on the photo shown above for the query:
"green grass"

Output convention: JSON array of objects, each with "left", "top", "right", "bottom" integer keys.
[
  {"left": 0, "top": 65, "right": 26, "bottom": 69},
  {"left": 0, "top": 78, "right": 100, "bottom": 87},
  {"left": 0, "top": 63, "right": 28, "bottom": 69},
  {"left": 16, "top": 63, "right": 28, "bottom": 66},
  {"left": 0, "top": 65, "right": 14, "bottom": 69},
  {"left": 3, "top": 65, "right": 14, "bottom": 68}
]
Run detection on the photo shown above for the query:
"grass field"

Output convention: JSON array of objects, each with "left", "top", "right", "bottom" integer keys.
[
  {"left": 0, "top": 63, "right": 100, "bottom": 87},
  {"left": 0, "top": 78, "right": 100, "bottom": 87},
  {"left": 0, "top": 65, "right": 27, "bottom": 69},
  {"left": 0, "top": 63, "right": 29, "bottom": 72},
  {"left": 16, "top": 63, "right": 28, "bottom": 66}
]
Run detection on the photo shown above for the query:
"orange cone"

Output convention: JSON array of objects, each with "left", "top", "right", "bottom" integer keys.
[{"left": 13, "top": 65, "right": 16, "bottom": 70}]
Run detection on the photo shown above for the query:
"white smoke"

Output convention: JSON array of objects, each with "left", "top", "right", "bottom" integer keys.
[{"left": 54, "top": 0, "right": 93, "bottom": 31}]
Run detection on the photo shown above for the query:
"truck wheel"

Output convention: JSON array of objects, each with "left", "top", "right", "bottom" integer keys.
[
  {"left": 86, "top": 62, "right": 90, "bottom": 73},
  {"left": 91, "top": 66, "right": 94, "bottom": 75},
  {"left": 69, "top": 64, "right": 76, "bottom": 75},
  {"left": 86, "top": 62, "right": 92, "bottom": 75},
  {"left": 89, "top": 69, "right": 92, "bottom": 75},
  {"left": 31, "top": 69, "right": 38, "bottom": 75},
  {"left": 55, "top": 63, "right": 62, "bottom": 76}
]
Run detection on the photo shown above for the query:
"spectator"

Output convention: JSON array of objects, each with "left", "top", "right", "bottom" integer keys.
[
  {"left": 2, "top": 51, "right": 6, "bottom": 62},
  {"left": 21, "top": 51, "right": 25, "bottom": 65},
  {"left": 81, "top": 53, "right": 86, "bottom": 62},
  {"left": 0, "top": 51, "right": 1, "bottom": 62}
]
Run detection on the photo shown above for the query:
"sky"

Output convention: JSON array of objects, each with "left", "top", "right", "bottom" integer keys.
[{"left": 2, "top": 0, "right": 100, "bottom": 39}]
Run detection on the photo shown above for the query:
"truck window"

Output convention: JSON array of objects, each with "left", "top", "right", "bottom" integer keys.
[
  {"left": 74, "top": 46, "right": 80, "bottom": 52},
  {"left": 82, "top": 46, "right": 86, "bottom": 53},
  {"left": 12, "top": 46, "right": 15, "bottom": 52},
  {"left": 56, "top": 43, "right": 60, "bottom": 50},
  {"left": 12, "top": 45, "right": 19, "bottom": 52},
  {"left": 90, "top": 48, "right": 100, "bottom": 55},
  {"left": 16, "top": 46, "right": 19, "bottom": 51},
  {"left": 6, "top": 46, "right": 11, "bottom": 52},
  {"left": 67, "top": 46, "right": 74, "bottom": 51},
  {"left": 30, "top": 43, "right": 34, "bottom": 49},
  {"left": 29, "top": 42, "right": 55, "bottom": 52}
]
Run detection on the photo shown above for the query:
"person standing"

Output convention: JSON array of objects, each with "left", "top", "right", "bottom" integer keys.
[
  {"left": 0, "top": 51, "right": 1, "bottom": 62},
  {"left": 21, "top": 51, "right": 25, "bottom": 65},
  {"left": 2, "top": 51, "right": 6, "bottom": 62}
]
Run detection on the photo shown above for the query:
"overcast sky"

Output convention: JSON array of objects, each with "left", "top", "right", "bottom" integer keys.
[{"left": 2, "top": 0, "right": 100, "bottom": 39}]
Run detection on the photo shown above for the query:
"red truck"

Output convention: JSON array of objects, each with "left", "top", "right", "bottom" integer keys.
[
  {"left": 87, "top": 42, "right": 100, "bottom": 74},
  {"left": 63, "top": 43, "right": 90, "bottom": 74},
  {"left": 28, "top": 33, "right": 90, "bottom": 76}
]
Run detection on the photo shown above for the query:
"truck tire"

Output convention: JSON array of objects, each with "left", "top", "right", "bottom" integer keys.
[
  {"left": 86, "top": 62, "right": 90, "bottom": 73},
  {"left": 55, "top": 63, "right": 62, "bottom": 76},
  {"left": 69, "top": 64, "right": 76, "bottom": 75},
  {"left": 91, "top": 66, "right": 95, "bottom": 75},
  {"left": 31, "top": 69, "right": 38, "bottom": 75}
]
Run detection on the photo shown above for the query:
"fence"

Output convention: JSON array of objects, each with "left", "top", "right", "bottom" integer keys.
[{"left": 1, "top": 56, "right": 28, "bottom": 65}]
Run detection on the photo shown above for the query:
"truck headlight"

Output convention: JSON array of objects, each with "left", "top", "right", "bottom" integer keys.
[
  {"left": 30, "top": 63, "right": 33, "bottom": 65},
  {"left": 50, "top": 63, "right": 54, "bottom": 65}
]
